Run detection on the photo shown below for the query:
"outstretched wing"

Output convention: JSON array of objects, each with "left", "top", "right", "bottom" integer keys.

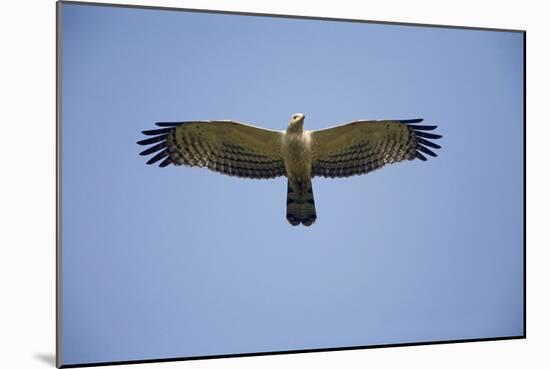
[
  {"left": 137, "top": 120, "right": 286, "bottom": 179},
  {"left": 310, "top": 119, "right": 442, "bottom": 178}
]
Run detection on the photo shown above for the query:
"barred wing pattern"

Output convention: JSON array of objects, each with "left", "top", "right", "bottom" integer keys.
[
  {"left": 311, "top": 119, "right": 441, "bottom": 178},
  {"left": 137, "top": 121, "right": 286, "bottom": 179}
]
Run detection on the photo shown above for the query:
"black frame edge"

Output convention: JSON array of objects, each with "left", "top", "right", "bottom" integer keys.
[
  {"left": 522, "top": 30, "right": 526, "bottom": 338},
  {"left": 56, "top": 1, "right": 63, "bottom": 368}
]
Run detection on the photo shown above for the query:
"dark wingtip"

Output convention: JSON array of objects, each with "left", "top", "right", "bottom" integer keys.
[
  {"left": 159, "top": 157, "right": 172, "bottom": 167},
  {"left": 400, "top": 118, "right": 424, "bottom": 124},
  {"left": 410, "top": 125, "right": 437, "bottom": 131},
  {"left": 417, "top": 137, "right": 441, "bottom": 149},
  {"left": 407, "top": 122, "right": 442, "bottom": 161},
  {"left": 415, "top": 131, "right": 443, "bottom": 140},
  {"left": 139, "top": 141, "right": 167, "bottom": 156},
  {"left": 155, "top": 122, "right": 185, "bottom": 127},
  {"left": 137, "top": 134, "right": 168, "bottom": 146},
  {"left": 415, "top": 151, "right": 427, "bottom": 161},
  {"left": 417, "top": 145, "right": 437, "bottom": 157},
  {"left": 142, "top": 128, "right": 171, "bottom": 136},
  {"left": 146, "top": 149, "right": 169, "bottom": 165},
  {"left": 138, "top": 124, "right": 175, "bottom": 167}
]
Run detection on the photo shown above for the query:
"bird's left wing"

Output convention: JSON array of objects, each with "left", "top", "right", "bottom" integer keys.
[
  {"left": 310, "top": 119, "right": 442, "bottom": 178},
  {"left": 137, "top": 120, "right": 286, "bottom": 179}
]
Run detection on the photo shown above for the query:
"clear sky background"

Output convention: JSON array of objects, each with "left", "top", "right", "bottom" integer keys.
[{"left": 60, "top": 3, "right": 524, "bottom": 366}]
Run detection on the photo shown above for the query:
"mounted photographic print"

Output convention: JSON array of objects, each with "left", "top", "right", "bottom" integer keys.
[{"left": 57, "top": 1, "right": 525, "bottom": 367}]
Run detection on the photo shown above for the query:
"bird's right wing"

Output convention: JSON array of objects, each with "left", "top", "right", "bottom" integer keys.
[
  {"left": 310, "top": 119, "right": 442, "bottom": 178},
  {"left": 137, "top": 120, "right": 286, "bottom": 179}
]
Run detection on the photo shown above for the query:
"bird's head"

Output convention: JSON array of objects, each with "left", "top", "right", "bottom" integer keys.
[{"left": 287, "top": 113, "right": 305, "bottom": 132}]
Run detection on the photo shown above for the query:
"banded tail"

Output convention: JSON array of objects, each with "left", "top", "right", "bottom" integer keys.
[{"left": 286, "top": 179, "right": 317, "bottom": 226}]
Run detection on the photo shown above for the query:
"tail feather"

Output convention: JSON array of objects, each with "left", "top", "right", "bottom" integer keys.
[{"left": 286, "top": 180, "right": 317, "bottom": 226}]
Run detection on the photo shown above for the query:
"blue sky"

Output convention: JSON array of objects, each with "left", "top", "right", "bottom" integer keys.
[{"left": 60, "top": 3, "right": 524, "bottom": 366}]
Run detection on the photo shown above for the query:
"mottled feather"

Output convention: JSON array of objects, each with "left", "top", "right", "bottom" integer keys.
[
  {"left": 138, "top": 120, "right": 287, "bottom": 178},
  {"left": 310, "top": 119, "right": 441, "bottom": 178}
]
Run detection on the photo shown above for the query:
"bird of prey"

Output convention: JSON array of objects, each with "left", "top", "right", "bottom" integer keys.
[{"left": 137, "top": 113, "right": 441, "bottom": 226}]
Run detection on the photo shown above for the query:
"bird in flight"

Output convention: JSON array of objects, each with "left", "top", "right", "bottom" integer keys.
[{"left": 137, "top": 114, "right": 441, "bottom": 226}]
